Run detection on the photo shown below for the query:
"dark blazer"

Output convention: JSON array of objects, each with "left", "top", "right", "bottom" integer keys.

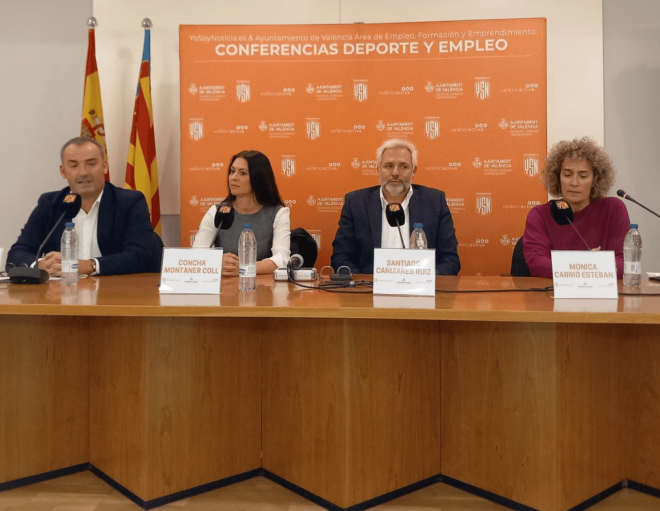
[
  {"left": 7, "top": 182, "right": 161, "bottom": 275},
  {"left": 330, "top": 185, "right": 460, "bottom": 275}
]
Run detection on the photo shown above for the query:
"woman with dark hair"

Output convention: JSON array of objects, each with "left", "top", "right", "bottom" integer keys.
[
  {"left": 193, "top": 150, "right": 291, "bottom": 276},
  {"left": 522, "top": 136, "right": 630, "bottom": 278}
]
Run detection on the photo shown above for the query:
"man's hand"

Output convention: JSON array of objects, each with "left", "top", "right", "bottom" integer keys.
[
  {"left": 78, "top": 259, "right": 95, "bottom": 276},
  {"left": 38, "top": 251, "right": 62, "bottom": 277},
  {"left": 222, "top": 253, "right": 239, "bottom": 277}
]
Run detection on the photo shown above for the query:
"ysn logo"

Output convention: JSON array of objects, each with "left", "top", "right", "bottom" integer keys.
[
  {"left": 476, "top": 194, "right": 492, "bottom": 215},
  {"left": 281, "top": 157, "right": 296, "bottom": 177},
  {"left": 475, "top": 79, "right": 490, "bottom": 100},
  {"left": 523, "top": 156, "right": 539, "bottom": 177},
  {"left": 425, "top": 118, "right": 440, "bottom": 140},
  {"left": 353, "top": 80, "right": 368, "bottom": 102},
  {"left": 236, "top": 81, "right": 250, "bottom": 102},
  {"left": 306, "top": 119, "right": 320, "bottom": 140},
  {"left": 189, "top": 121, "right": 203, "bottom": 140}
]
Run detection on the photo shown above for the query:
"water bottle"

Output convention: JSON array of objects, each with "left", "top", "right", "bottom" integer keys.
[
  {"left": 238, "top": 223, "right": 257, "bottom": 291},
  {"left": 410, "top": 223, "right": 428, "bottom": 249},
  {"left": 61, "top": 222, "right": 79, "bottom": 286},
  {"left": 623, "top": 223, "right": 642, "bottom": 286}
]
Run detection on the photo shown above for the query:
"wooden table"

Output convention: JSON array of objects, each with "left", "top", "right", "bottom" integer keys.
[{"left": 1, "top": 274, "right": 659, "bottom": 511}]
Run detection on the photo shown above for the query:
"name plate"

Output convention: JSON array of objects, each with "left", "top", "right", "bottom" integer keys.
[
  {"left": 159, "top": 248, "right": 223, "bottom": 294},
  {"left": 551, "top": 250, "right": 618, "bottom": 299},
  {"left": 373, "top": 248, "right": 436, "bottom": 296}
]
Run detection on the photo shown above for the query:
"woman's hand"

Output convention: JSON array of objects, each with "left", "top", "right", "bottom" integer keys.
[{"left": 221, "top": 253, "right": 239, "bottom": 277}]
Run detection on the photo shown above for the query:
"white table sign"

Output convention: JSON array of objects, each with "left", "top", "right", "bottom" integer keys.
[
  {"left": 373, "top": 295, "right": 436, "bottom": 309},
  {"left": 159, "top": 248, "right": 223, "bottom": 294},
  {"left": 553, "top": 298, "right": 618, "bottom": 313},
  {"left": 551, "top": 250, "right": 618, "bottom": 299},
  {"left": 373, "top": 248, "right": 436, "bottom": 296}
]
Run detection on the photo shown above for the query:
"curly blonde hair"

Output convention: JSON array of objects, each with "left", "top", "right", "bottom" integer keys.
[{"left": 541, "top": 137, "right": 615, "bottom": 200}]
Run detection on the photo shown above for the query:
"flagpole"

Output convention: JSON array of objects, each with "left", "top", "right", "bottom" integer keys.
[
  {"left": 81, "top": 15, "right": 110, "bottom": 178},
  {"left": 125, "top": 17, "right": 161, "bottom": 235}
]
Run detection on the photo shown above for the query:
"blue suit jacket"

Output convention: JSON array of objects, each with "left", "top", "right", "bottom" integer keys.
[
  {"left": 7, "top": 182, "right": 161, "bottom": 275},
  {"left": 330, "top": 185, "right": 460, "bottom": 275}
]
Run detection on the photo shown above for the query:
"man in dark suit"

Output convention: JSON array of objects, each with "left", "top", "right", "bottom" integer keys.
[
  {"left": 7, "top": 137, "right": 161, "bottom": 276},
  {"left": 331, "top": 138, "right": 460, "bottom": 275}
]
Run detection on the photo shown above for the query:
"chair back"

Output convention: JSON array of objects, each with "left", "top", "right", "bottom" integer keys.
[{"left": 510, "top": 237, "right": 531, "bottom": 277}]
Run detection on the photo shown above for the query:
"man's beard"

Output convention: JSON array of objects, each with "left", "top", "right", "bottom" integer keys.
[{"left": 382, "top": 179, "right": 410, "bottom": 197}]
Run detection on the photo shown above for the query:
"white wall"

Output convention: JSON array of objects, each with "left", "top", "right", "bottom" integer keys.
[
  {"left": 93, "top": 0, "right": 604, "bottom": 243},
  {"left": 604, "top": 0, "right": 660, "bottom": 271},
  {"left": 0, "top": 0, "right": 607, "bottom": 265},
  {"left": 0, "top": 0, "right": 92, "bottom": 268}
]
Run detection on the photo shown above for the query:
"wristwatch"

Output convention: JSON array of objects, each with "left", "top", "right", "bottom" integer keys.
[{"left": 90, "top": 259, "right": 97, "bottom": 275}]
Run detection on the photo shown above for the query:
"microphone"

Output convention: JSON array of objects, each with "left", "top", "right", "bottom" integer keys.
[
  {"left": 9, "top": 193, "right": 82, "bottom": 284},
  {"left": 214, "top": 203, "right": 235, "bottom": 229},
  {"left": 549, "top": 199, "right": 591, "bottom": 250},
  {"left": 549, "top": 199, "right": 573, "bottom": 225},
  {"left": 385, "top": 203, "right": 406, "bottom": 248},
  {"left": 617, "top": 189, "right": 660, "bottom": 220},
  {"left": 211, "top": 203, "right": 235, "bottom": 248}
]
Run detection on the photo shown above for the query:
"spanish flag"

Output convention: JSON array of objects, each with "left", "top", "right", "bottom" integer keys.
[
  {"left": 125, "top": 27, "right": 161, "bottom": 235},
  {"left": 81, "top": 25, "right": 109, "bottom": 180}
]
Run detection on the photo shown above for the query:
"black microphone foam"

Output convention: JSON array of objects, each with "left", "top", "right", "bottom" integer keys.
[
  {"left": 550, "top": 199, "right": 592, "bottom": 250},
  {"left": 385, "top": 203, "right": 405, "bottom": 227},
  {"left": 62, "top": 193, "right": 82, "bottom": 217},
  {"left": 550, "top": 199, "right": 574, "bottom": 226},
  {"left": 616, "top": 189, "right": 628, "bottom": 200},
  {"left": 214, "top": 203, "right": 235, "bottom": 229}
]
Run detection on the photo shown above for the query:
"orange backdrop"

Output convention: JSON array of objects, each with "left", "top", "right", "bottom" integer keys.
[{"left": 180, "top": 18, "right": 547, "bottom": 275}]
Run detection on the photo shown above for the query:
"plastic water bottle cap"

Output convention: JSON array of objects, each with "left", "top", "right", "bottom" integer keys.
[
  {"left": 65, "top": 222, "right": 75, "bottom": 228},
  {"left": 243, "top": 223, "right": 252, "bottom": 229},
  {"left": 630, "top": 224, "right": 638, "bottom": 229},
  {"left": 413, "top": 223, "right": 423, "bottom": 229}
]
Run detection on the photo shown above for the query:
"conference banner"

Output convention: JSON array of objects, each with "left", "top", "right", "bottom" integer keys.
[{"left": 180, "top": 19, "right": 546, "bottom": 275}]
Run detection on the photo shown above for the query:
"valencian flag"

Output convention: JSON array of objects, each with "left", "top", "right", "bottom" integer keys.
[
  {"left": 81, "top": 18, "right": 109, "bottom": 180},
  {"left": 125, "top": 20, "right": 161, "bottom": 235}
]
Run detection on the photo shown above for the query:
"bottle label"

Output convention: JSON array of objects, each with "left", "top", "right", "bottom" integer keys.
[
  {"left": 624, "top": 261, "right": 641, "bottom": 274},
  {"left": 62, "top": 260, "right": 78, "bottom": 273},
  {"left": 239, "top": 265, "right": 256, "bottom": 278}
]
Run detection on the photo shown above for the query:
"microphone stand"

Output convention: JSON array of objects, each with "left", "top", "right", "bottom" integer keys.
[
  {"left": 566, "top": 219, "right": 592, "bottom": 251},
  {"left": 395, "top": 219, "right": 406, "bottom": 249},
  {"left": 622, "top": 195, "right": 660, "bottom": 220}
]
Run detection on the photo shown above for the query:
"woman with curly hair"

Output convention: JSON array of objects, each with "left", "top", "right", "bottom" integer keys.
[{"left": 522, "top": 137, "right": 630, "bottom": 278}]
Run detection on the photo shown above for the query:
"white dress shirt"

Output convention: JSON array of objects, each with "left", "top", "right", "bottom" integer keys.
[
  {"left": 72, "top": 190, "right": 103, "bottom": 273},
  {"left": 192, "top": 204, "right": 291, "bottom": 268},
  {"left": 380, "top": 186, "right": 414, "bottom": 249}
]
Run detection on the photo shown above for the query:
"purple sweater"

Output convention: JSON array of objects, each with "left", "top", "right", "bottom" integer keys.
[{"left": 522, "top": 197, "right": 630, "bottom": 279}]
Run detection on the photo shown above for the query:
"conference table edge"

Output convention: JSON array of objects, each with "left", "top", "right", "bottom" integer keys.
[{"left": 0, "top": 304, "right": 657, "bottom": 324}]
